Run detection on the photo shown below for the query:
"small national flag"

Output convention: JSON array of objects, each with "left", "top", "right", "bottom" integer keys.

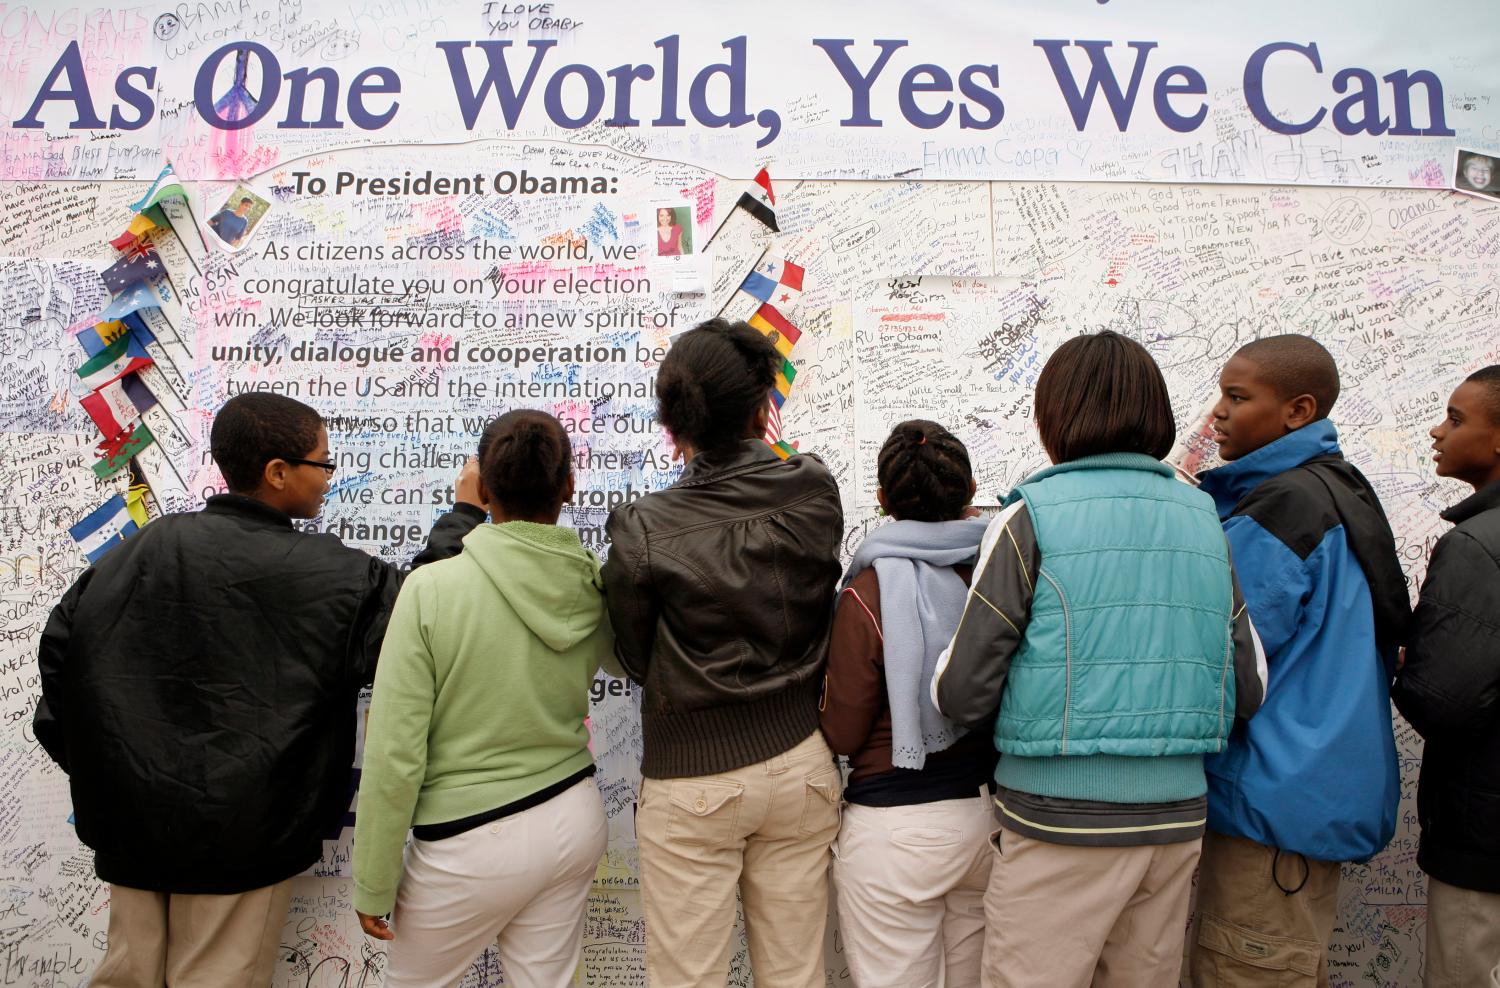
[
  {"left": 739, "top": 257, "right": 805, "bottom": 306},
  {"left": 76, "top": 313, "right": 156, "bottom": 357},
  {"left": 768, "top": 438, "right": 799, "bottom": 460},
  {"left": 77, "top": 333, "right": 154, "bottom": 391},
  {"left": 98, "top": 280, "right": 167, "bottom": 322},
  {"left": 101, "top": 246, "right": 165, "bottom": 296},
  {"left": 79, "top": 375, "right": 157, "bottom": 438},
  {"left": 93, "top": 422, "right": 155, "bottom": 479},
  {"left": 68, "top": 494, "right": 140, "bottom": 563},
  {"left": 125, "top": 484, "right": 151, "bottom": 529},
  {"left": 771, "top": 357, "right": 797, "bottom": 408},
  {"left": 734, "top": 168, "right": 778, "bottom": 232},
  {"left": 128, "top": 163, "right": 187, "bottom": 214},
  {"left": 747, "top": 304, "right": 802, "bottom": 358},
  {"left": 109, "top": 205, "right": 163, "bottom": 252},
  {"left": 622, "top": 212, "right": 640, "bottom": 229}
]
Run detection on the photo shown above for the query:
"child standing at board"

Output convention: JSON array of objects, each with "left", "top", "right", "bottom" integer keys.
[
  {"left": 1392, "top": 366, "right": 1500, "bottom": 988},
  {"left": 932, "top": 331, "right": 1265, "bottom": 988},
  {"left": 34, "top": 393, "right": 483, "bottom": 988},
  {"left": 353, "top": 410, "right": 621, "bottom": 988},
  {"left": 1190, "top": 335, "right": 1411, "bottom": 987},
  {"left": 821, "top": 420, "right": 997, "bottom": 988},
  {"left": 603, "top": 318, "right": 844, "bottom": 988}
]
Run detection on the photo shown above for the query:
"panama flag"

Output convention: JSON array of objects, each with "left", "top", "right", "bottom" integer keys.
[
  {"left": 77, "top": 332, "right": 154, "bottom": 391},
  {"left": 739, "top": 257, "right": 805, "bottom": 307},
  {"left": 734, "top": 168, "right": 778, "bottom": 232},
  {"left": 79, "top": 375, "right": 158, "bottom": 438},
  {"left": 68, "top": 494, "right": 140, "bottom": 564}
]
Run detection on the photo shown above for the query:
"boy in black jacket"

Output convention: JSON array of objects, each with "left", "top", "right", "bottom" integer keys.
[
  {"left": 1393, "top": 365, "right": 1500, "bottom": 988},
  {"left": 34, "top": 393, "right": 484, "bottom": 988}
]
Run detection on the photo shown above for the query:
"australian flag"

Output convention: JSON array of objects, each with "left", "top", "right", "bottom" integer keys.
[{"left": 101, "top": 247, "right": 165, "bottom": 297}]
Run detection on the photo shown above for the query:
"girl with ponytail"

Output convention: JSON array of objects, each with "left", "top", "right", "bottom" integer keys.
[
  {"left": 820, "top": 419, "right": 997, "bottom": 986},
  {"left": 602, "top": 318, "right": 845, "bottom": 988},
  {"left": 354, "top": 409, "right": 622, "bottom": 987}
]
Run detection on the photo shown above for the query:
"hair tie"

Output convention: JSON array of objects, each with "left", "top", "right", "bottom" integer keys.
[{"left": 917, "top": 435, "right": 927, "bottom": 445}]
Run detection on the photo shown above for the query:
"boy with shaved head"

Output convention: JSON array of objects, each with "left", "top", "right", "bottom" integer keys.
[
  {"left": 1393, "top": 366, "right": 1500, "bottom": 988},
  {"left": 1189, "top": 335, "right": 1412, "bottom": 987}
]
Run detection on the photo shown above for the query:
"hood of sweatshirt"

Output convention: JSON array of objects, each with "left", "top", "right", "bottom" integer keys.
[{"left": 459, "top": 521, "right": 606, "bottom": 652}]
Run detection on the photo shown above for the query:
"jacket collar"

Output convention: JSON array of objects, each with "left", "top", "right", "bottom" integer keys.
[
  {"left": 1442, "top": 478, "right": 1500, "bottom": 524},
  {"left": 1003, "top": 452, "right": 1171, "bottom": 505},
  {"left": 1197, "top": 419, "right": 1341, "bottom": 518},
  {"left": 674, "top": 439, "right": 783, "bottom": 488},
  {"left": 203, "top": 493, "right": 296, "bottom": 529}
]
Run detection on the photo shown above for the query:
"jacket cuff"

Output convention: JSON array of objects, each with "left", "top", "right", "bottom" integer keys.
[{"left": 353, "top": 880, "right": 396, "bottom": 918}]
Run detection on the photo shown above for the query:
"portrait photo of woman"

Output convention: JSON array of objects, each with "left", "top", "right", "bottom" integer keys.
[{"left": 655, "top": 206, "right": 693, "bottom": 256}]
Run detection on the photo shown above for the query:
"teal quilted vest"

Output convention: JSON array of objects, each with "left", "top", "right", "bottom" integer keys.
[{"left": 995, "top": 454, "right": 1236, "bottom": 763}]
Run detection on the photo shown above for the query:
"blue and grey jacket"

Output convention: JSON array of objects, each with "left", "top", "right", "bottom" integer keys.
[
  {"left": 1197, "top": 420, "right": 1411, "bottom": 863},
  {"left": 932, "top": 453, "right": 1266, "bottom": 846}
]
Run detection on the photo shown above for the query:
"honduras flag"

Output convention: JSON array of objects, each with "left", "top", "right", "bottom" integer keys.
[{"left": 68, "top": 494, "right": 140, "bottom": 564}]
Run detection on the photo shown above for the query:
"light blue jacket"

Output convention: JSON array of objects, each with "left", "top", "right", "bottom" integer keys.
[{"left": 1198, "top": 421, "right": 1400, "bottom": 862}]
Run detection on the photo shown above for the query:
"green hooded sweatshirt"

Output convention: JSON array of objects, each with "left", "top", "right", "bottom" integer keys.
[{"left": 353, "top": 521, "right": 620, "bottom": 916}]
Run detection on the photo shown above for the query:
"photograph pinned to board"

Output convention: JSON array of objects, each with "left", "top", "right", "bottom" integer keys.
[
  {"left": 202, "top": 183, "right": 273, "bottom": 251},
  {"left": 648, "top": 200, "right": 707, "bottom": 295},
  {"left": 1453, "top": 147, "right": 1500, "bottom": 201},
  {"left": 654, "top": 204, "right": 695, "bottom": 257}
]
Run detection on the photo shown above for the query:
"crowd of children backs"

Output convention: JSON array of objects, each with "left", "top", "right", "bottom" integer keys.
[{"left": 35, "top": 319, "right": 1500, "bottom": 988}]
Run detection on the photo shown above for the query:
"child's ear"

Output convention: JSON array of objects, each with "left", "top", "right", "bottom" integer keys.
[
  {"left": 262, "top": 458, "right": 290, "bottom": 492},
  {"left": 967, "top": 477, "right": 978, "bottom": 503},
  {"left": 561, "top": 473, "right": 576, "bottom": 506},
  {"left": 876, "top": 487, "right": 890, "bottom": 517},
  {"left": 1284, "top": 393, "right": 1319, "bottom": 431}
]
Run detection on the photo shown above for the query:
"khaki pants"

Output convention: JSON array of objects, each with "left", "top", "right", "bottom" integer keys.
[
  {"left": 637, "top": 731, "right": 840, "bottom": 988},
  {"left": 980, "top": 827, "right": 1200, "bottom": 988},
  {"left": 1425, "top": 877, "right": 1500, "bottom": 988},
  {"left": 385, "top": 777, "right": 608, "bottom": 988},
  {"left": 90, "top": 878, "right": 295, "bottom": 988},
  {"left": 1190, "top": 830, "right": 1341, "bottom": 987},
  {"left": 831, "top": 791, "right": 994, "bottom": 988}
]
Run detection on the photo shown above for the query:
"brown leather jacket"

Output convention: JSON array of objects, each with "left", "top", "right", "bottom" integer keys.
[{"left": 602, "top": 440, "right": 844, "bottom": 778}]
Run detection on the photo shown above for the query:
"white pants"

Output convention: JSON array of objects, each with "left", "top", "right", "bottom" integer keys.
[
  {"left": 831, "top": 790, "right": 994, "bottom": 988},
  {"left": 383, "top": 777, "right": 608, "bottom": 988}
]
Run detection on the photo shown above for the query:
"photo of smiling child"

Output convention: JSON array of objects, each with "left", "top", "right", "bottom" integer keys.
[{"left": 1454, "top": 148, "right": 1500, "bottom": 201}]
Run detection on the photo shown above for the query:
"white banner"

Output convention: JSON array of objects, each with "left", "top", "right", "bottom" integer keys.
[{"left": 3, "top": 0, "right": 1498, "bottom": 187}]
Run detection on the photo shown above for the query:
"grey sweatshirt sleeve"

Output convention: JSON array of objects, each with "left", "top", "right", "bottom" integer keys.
[
  {"left": 1228, "top": 564, "right": 1268, "bottom": 721},
  {"left": 931, "top": 501, "right": 1038, "bottom": 730}
]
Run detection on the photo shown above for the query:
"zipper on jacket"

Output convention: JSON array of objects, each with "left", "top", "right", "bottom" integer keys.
[{"left": 1041, "top": 569, "right": 1073, "bottom": 754}]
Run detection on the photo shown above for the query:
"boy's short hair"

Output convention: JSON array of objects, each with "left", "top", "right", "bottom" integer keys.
[
  {"left": 1467, "top": 365, "right": 1500, "bottom": 423},
  {"left": 210, "top": 393, "right": 322, "bottom": 493},
  {"left": 1234, "top": 335, "right": 1340, "bottom": 419},
  {"left": 1034, "top": 330, "right": 1176, "bottom": 462},
  {"left": 239, "top": 197, "right": 254, "bottom": 206}
]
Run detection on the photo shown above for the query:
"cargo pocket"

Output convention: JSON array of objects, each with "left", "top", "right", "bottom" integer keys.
[
  {"left": 1195, "top": 913, "right": 1321, "bottom": 985},
  {"left": 664, "top": 779, "right": 743, "bottom": 847},
  {"left": 797, "top": 765, "right": 841, "bottom": 839}
]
